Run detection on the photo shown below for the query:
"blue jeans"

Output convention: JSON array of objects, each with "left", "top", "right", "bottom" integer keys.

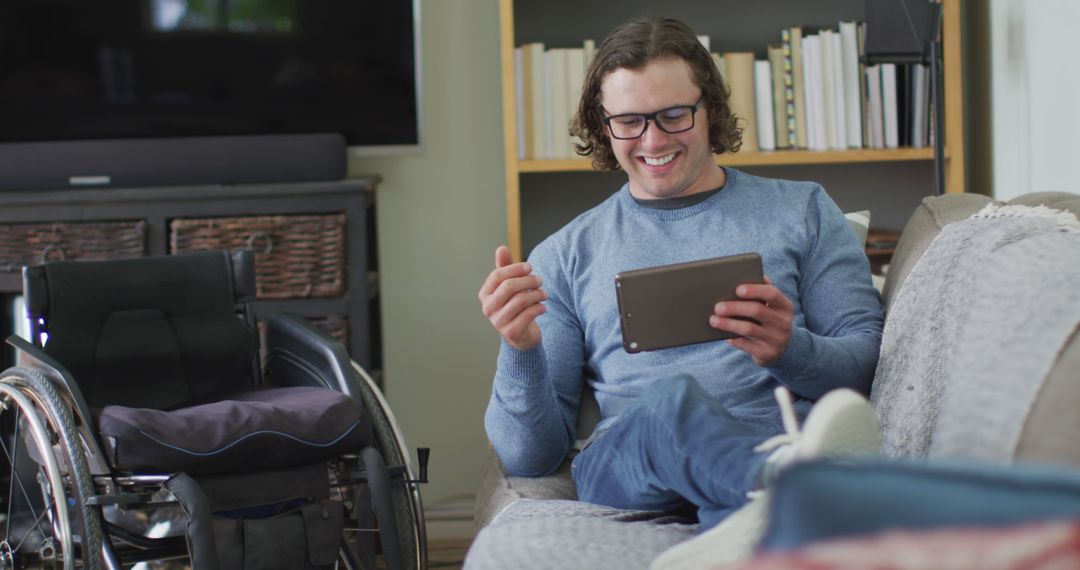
[{"left": 570, "top": 374, "right": 772, "bottom": 530}]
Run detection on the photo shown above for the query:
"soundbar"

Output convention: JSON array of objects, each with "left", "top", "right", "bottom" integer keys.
[{"left": 0, "top": 133, "right": 347, "bottom": 191}]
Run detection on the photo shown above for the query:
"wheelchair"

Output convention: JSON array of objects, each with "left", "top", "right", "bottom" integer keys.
[{"left": 0, "top": 250, "right": 427, "bottom": 569}]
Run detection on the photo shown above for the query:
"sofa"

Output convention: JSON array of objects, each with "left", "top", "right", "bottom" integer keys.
[{"left": 465, "top": 191, "right": 1080, "bottom": 569}]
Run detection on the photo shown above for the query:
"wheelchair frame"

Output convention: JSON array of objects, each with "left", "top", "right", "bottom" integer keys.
[{"left": 0, "top": 255, "right": 427, "bottom": 570}]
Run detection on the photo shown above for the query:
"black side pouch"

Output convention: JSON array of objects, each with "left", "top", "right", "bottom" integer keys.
[{"left": 213, "top": 499, "right": 344, "bottom": 570}]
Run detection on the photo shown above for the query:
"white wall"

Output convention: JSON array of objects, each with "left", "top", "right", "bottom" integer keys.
[
  {"left": 347, "top": 0, "right": 505, "bottom": 520},
  {"left": 991, "top": 0, "right": 1080, "bottom": 200}
]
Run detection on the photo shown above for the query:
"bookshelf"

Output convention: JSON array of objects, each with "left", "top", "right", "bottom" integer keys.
[{"left": 498, "top": 0, "right": 965, "bottom": 261}]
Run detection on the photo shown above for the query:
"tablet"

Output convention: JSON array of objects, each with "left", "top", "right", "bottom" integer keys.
[{"left": 614, "top": 253, "right": 764, "bottom": 353}]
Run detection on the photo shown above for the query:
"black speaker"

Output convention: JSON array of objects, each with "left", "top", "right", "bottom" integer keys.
[{"left": 0, "top": 133, "right": 347, "bottom": 191}]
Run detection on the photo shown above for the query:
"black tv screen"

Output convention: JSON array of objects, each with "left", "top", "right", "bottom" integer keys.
[{"left": 0, "top": 0, "right": 421, "bottom": 150}]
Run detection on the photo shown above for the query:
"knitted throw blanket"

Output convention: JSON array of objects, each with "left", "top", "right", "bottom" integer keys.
[{"left": 871, "top": 203, "right": 1080, "bottom": 462}]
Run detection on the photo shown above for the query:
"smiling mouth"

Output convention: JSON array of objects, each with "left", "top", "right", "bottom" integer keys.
[{"left": 641, "top": 152, "right": 677, "bottom": 167}]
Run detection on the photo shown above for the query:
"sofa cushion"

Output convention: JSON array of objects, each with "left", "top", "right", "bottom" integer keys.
[{"left": 466, "top": 499, "right": 696, "bottom": 570}]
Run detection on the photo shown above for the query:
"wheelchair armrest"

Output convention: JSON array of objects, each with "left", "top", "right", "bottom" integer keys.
[
  {"left": 262, "top": 313, "right": 363, "bottom": 397},
  {"left": 4, "top": 335, "right": 112, "bottom": 475}
]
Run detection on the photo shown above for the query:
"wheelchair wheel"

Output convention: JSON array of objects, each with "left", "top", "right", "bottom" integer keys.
[
  {"left": 0, "top": 366, "right": 103, "bottom": 569},
  {"left": 343, "top": 363, "right": 426, "bottom": 570}
]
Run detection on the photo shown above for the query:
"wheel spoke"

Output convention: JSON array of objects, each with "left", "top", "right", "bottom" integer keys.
[
  {"left": 10, "top": 503, "right": 49, "bottom": 554},
  {"left": 1, "top": 406, "right": 51, "bottom": 549},
  {"left": 1, "top": 368, "right": 99, "bottom": 568},
  {"left": 3, "top": 405, "right": 20, "bottom": 544}
]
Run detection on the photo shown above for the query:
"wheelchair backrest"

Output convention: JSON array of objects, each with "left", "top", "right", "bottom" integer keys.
[{"left": 22, "top": 250, "right": 259, "bottom": 410}]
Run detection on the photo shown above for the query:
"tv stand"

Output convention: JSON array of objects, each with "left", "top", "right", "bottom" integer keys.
[{"left": 0, "top": 177, "right": 381, "bottom": 376}]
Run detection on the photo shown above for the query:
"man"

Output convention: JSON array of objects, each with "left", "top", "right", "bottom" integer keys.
[{"left": 478, "top": 15, "right": 883, "bottom": 559}]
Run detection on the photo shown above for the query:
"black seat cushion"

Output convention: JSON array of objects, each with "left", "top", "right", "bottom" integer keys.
[{"left": 98, "top": 386, "right": 372, "bottom": 476}]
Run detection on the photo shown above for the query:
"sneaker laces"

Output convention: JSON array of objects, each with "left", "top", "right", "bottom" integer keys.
[
  {"left": 753, "top": 386, "right": 801, "bottom": 454},
  {"left": 749, "top": 386, "right": 802, "bottom": 495}
]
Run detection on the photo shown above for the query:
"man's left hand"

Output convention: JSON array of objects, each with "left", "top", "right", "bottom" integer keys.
[{"left": 709, "top": 277, "right": 793, "bottom": 366}]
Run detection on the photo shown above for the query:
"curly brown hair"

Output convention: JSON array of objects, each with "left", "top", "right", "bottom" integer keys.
[{"left": 570, "top": 17, "right": 743, "bottom": 171}]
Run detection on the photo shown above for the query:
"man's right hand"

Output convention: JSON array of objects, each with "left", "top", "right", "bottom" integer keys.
[{"left": 479, "top": 246, "right": 547, "bottom": 350}]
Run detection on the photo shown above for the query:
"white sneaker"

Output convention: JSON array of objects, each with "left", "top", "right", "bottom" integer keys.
[
  {"left": 649, "top": 492, "right": 770, "bottom": 570},
  {"left": 757, "top": 386, "right": 881, "bottom": 486},
  {"left": 649, "top": 387, "right": 880, "bottom": 570}
]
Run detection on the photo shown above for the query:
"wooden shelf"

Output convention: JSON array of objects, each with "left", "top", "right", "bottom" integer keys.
[{"left": 518, "top": 148, "right": 937, "bottom": 172}]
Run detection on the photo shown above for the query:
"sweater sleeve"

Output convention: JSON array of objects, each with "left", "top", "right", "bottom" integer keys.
[
  {"left": 766, "top": 187, "right": 884, "bottom": 399},
  {"left": 483, "top": 243, "right": 586, "bottom": 476}
]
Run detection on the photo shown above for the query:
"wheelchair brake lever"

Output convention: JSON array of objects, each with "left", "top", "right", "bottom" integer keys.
[{"left": 415, "top": 447, "right": 429, "bottom": 484}]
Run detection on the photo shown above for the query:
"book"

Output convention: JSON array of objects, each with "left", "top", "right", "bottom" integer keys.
[
  {"left": 911, "top": 64, "right": 929, "bottom": 148},
  {"left": 525, "top": 42, "right": 546, "bottom": 160},
  {"left": 544, "top": 48, "right": 568, "bottom": 159},
  {"left": 881, "top": 62, "right": 899, "bottom": 148},
  {"left": 767, "top": 45, "right": 791, "bottom": 149},
  {"left": 724, "top": 52, "right": 758, "bottom": 152},
  {"left": 754, "top": 59, "right": 776, "bottom": 151},
  {"left": 896, "top": 64, "right": 911, "bottom": 147},
  {"left": 839, "top": 20, "right": 863, "bottom": 148},
  {"left": 827, "top": 30, "right": 848, "bottom": 149},
  {"left": 782, "top": 27, "right": 808, "bottom": 149},
  {"left": 819, "top": 31, "right": 836, "bottom": 149},
  {"left": 515, "top": 47, "right": 526, "bottom": 159},
  {"left": 802, "top": 35, "right": 827, "bottom": 151},
  {"left": 800, "top": 35, "right": 816, "bottom": 150},
  {"left": 865, "top": 64, "right": 884, "bottom": 148},
  {"left": 858, "top": 22, "right": 870, "bottom": 147},
  {"left": 565, "top": 47, "right": 587, "bottom": 157}
]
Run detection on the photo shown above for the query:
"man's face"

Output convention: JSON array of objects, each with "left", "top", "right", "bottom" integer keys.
[{"left": 599, "top": 56, "right": 719, "bottom": 200}]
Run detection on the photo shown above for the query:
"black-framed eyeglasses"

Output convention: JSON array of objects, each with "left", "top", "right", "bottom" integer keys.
[{"left": 602, "top": 97, "right": 704, "bottom": 140}]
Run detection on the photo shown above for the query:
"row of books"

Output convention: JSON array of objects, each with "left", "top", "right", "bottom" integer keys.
[
  {"left": 513, "top": 40, "right": 596, "bottom": 160},
  {"left": 513, "top": 24, "right": 933, "bottom": 160},
  {"left": 743, "top": 23, "right": 933, "bottom": 152}
]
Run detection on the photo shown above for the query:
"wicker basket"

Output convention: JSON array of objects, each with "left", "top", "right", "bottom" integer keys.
[
  {"left": 309, "top": 315, "right": 348, "bottom": 346},
  {"left": 0, "top": 220, "right": 147, "bottom": 271},
  {"left": 170, "top": 214, "right": 346, "bottom": 299}
]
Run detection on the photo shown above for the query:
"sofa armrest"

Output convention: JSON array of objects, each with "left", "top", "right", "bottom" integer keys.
[
  {"left": 881, "top": 193, "right": 992, "bottom": 309},
  {"left": 474, "top": 445, "right": 577, "bottom": 530},
  {"left": 883, "top": 191, "right": 1080, "bottom": 310}
]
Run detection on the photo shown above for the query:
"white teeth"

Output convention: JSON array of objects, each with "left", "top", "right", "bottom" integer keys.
[{"left": 643, "top": 153, "right": 676, "bottom": 166}]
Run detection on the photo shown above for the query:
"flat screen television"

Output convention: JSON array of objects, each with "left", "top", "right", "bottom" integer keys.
[{"left": 0, "top": 0, "right": 421, "bottom": 190}]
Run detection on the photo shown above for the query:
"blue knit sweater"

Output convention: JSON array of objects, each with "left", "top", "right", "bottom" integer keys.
[{"left": 485, "top": 168, "right": 884, "bottom": 476}]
